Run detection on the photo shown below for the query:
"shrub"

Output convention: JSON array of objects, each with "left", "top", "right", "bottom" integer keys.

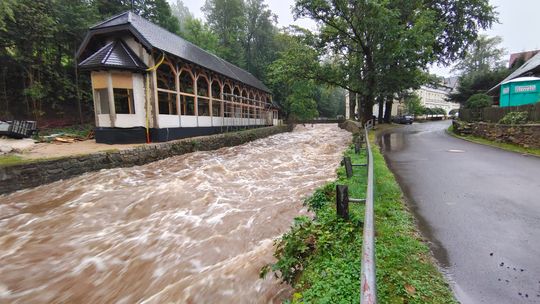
[
  {"left": 498, "top": 111, "right": 529, "bottom": 124},
  {"left": 465, "top": 93, "right": 492, "bottom": 109}
]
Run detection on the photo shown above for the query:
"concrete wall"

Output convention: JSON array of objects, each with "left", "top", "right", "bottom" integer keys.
[
  {"left": 0, "top": 125, "right": 292, "bottom": 195},
  {"left": 453, "top": 120, "right": 540, "bottom": 149}
]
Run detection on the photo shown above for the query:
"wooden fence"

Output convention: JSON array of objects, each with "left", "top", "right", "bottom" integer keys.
[{"left": 459, "top": 102, "right": 540, "bottom": 122}]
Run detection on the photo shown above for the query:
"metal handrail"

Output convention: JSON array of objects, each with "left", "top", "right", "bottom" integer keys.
[{"left": 360, "top": 121, "right": 376, "bottom": 304}]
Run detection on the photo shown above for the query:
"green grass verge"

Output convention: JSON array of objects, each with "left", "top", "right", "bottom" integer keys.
[
  {"left": 447, "top": 125, "right": 540, "bottom": 157},
  {"left": 0, "top": 154, "right": 67, "bottom": 167},
  {"left": 263, "top": 133, "right": 456, "bottom": 303}
]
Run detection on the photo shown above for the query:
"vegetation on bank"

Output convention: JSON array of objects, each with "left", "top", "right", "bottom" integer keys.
[
  {"left": 263, "top": 131, "right": 456, "bottom": 303},
  {"left": 0, "top": 154, "right": 26, "bottom": 166},
  {"left": 448, "top": 125, "right": 540, "bottom": 157}
]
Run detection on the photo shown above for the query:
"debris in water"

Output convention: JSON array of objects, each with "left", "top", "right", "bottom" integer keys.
[
  {"left": 500, "top": 262, "right": 504, "bottom": 267},
  {"left": 489, "top": 252, "right": 493, "bottom": 256}
]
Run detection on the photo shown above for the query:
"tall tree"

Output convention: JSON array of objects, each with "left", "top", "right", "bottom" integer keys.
[
  {"left": 452, "top": 35, "right": 505, "bottom": 75},
  {"left": 3, "top": 0, "right": 57, "bottom": 119},
  {"left": 293, "top": 0, "right": 497, "bottom": 122},
  {"left": 448, "top": 68, "right": 511, "bottom": 104},
  {"left": 203, "top": 0, "right": 246, "bottom": 67},
  {"left": 0, "top": 0, "right": 14, "bottom": 31},
  {"left": 181, "top": 17, "right": 220, "bottom": 55},
  {"left": 170, "top": 0, "right": 193, "bottom": 33},
  {"left": 94, "top": 0, "right": 180, "bottom": 34},
  {"left": 243, "top": 0, "right": 278, "bottom": 80}
]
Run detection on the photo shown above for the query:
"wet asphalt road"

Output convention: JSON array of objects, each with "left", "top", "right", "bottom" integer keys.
[{"left": 378, "top": 120, "right": 540, "bottom": 304}]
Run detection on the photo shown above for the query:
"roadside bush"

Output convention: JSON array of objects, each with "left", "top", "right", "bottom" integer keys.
[
  {"left": 498, "top": 111, "right": 529, "bottom": 124},
  {"left": 303, "top": 182, "right": 334, "bottom": 211},
  {"left": 263, "top": 141, "right": 457, "bottom": 303},
  {"left": 465, "top": 93, "right": 492, "bottom": 109}
]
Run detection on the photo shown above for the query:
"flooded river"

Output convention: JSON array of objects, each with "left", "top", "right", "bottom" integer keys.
[{"left": 0, "top": 124, "right": 351, "bottom": 303}]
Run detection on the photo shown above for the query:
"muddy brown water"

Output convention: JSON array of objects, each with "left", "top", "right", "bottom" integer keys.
[{"left": 0, "top": 124, "right": 351, "bottom": 303}]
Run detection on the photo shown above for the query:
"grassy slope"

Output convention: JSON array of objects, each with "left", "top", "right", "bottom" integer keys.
[
  {"left": 447, "top": 125, "right": 540, "bottom": 157},
  {"left": 267, "top": 131, "right": 456, "bottom": 303}
]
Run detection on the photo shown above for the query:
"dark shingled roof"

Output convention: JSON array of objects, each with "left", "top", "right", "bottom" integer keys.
[
  {"left": 85, "top": 11, "right": 271, "bottom": 93},
  {"left": 79, "top": 40, "right": 147, "bottom": 71}
]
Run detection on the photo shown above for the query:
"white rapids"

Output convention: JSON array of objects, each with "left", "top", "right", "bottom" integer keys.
[{"left": 0, "top": 124, "right": 351, "bottom": 303}]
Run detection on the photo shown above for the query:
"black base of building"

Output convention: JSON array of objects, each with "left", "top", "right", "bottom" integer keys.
[{"left": 95, "top": 125, "right": 272, "bottom": 144}]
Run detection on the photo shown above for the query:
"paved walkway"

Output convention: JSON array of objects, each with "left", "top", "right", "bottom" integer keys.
[{"left": 379, "top": 120, "right": 540, "bottom": 304}]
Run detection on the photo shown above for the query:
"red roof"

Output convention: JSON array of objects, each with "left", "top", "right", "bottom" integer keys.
[{"left": 509, "top": 50, "right": 540, "bottom": 68}]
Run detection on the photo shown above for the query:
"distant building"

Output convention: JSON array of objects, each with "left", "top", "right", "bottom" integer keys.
[
  {"left": 77, "top": 12, "right": 278, "bottom": 144},
  {"left": 344, "top": 92, "right": 402, "bottom": 120},
  {"left": 509, "top": 50, "right": 540, "bottom": 69},
  {"left": 344, "top": 76, "right": 460, "bottom": 120},
  {"left": 442, "top": 76, "right": 459, "bottom": 92},
  {"left": 490, "top": 51, "right": 540, "bottom": 107},
  {"left": 415, "top": 85, "right": 460, "bottom": 115},
  {"left": 372, "top": 99, "right": 402, "bottom": 118}
]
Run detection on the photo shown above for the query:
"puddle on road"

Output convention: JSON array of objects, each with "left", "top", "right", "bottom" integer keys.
[
  {"left": 377, "top": 130, "right": 452, "bottom": 271},
  {"left": 378, "top": 132, "right": 405, "bottom": 152}
]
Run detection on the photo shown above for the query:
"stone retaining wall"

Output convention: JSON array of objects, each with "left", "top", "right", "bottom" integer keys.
[
  {"left": 0, "top": 125, "right": 292, "bottom": 195},
  {"left": 452, "top": 121, "right": 540, "bottom": 149},
  {"left": 338, "top": 120, "right": 363, "bottom": 134}
]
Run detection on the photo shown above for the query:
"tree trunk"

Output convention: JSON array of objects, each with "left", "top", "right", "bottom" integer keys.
[
  {"left": 74, "top": 49, "right": 83, "bottom": 125},
  {"left": 377, "top": 95, "right": 384, "bottom": 124},
  {"left": 358, "top": 92, "right": 374, "bottom": 124},
  {"left": 1, "top": 67, "right": 8, "bottom": 115},
  {"left": 384, "top": 95, "right": 393, "bottom": 123},
  {"left": 359, "top": 51, "right": 375, "bottom": 124},
  {"left": 348, "top": 91, "right": 357, "bottom": 120}
]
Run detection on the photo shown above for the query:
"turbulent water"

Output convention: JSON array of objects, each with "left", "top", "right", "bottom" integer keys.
[{"left": 0, "top": 124, "right": 351, "bottom": 303}]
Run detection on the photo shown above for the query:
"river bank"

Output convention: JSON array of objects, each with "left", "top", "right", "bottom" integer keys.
[
  {"left": 0, "top": 125, "right": 291, "bottom": 194},
  {"left": 265, "top": 124, "right": 457, "bottom": 303}
]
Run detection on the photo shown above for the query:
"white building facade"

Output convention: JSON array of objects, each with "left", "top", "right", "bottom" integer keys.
[{"left": 415, "top": 85, "right": 460, "bottom": 115}]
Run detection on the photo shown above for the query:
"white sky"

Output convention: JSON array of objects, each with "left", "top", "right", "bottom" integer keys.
[
  {"left": 179, "top": 0, "right": 540, "bottom": 77},
  {"left": 179, "top": 0, "right": 317, "bottom": 30}
]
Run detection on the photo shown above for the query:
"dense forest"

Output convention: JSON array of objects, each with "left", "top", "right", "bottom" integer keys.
[
  {"left": 0, "top": 0, "right": 497, "bottom": 125},
  {"left": 0, "top": 0, "right": 345, "bottom": 125}
]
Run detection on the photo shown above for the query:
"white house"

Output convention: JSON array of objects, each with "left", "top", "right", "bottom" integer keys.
[
  {"left": 77, "top": 12, "right": 279, "bottom": 144},
  {"left": 415, "top": 85, "right": 460, "bottom": 115}
]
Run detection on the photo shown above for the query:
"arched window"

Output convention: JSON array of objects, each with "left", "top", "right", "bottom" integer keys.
[
  {"left": 157, "top": 62, "right": 177, "bottom": 115},
  {"left": 197, "top": 76, "right": 210, "bottom": 116},
  {"left": 223, "top": 84, "right": 232, "bottom": 117},
  {"left": 249, "top": 92, "right": 257, "bottom": 119},
  {"left": 179, "top": 69, "right": 195, "bottom": 115},
  {"left": 242, "top": 89, "right": 249, "bottom": 118},
  {"left": 211, "top": 80, "right": 222, "bottom": 117},
  {"left": 233, "top": 86, "right": 241, "bottom": 118}
]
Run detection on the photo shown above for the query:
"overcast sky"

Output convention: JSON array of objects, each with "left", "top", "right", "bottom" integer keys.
[{"left": 178, "top": 0, "right": 540, "bottom": 76}]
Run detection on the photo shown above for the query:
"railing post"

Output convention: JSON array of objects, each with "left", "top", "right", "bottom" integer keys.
[
  {"left": 336, "top": 184, "right": 349, "bottom": 220},
  {"left": 343, "top": 156, "right": 353, "bottom": 178}
]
